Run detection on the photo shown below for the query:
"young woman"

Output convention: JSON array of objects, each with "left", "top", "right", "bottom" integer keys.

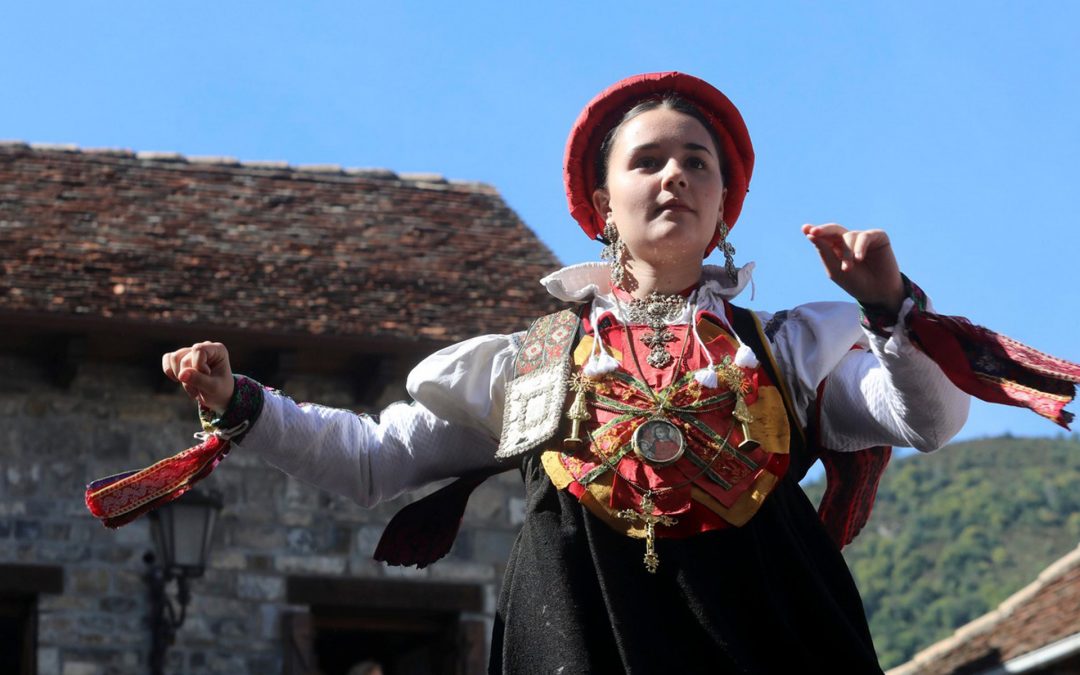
[{"left": 114, "top": 72, "right": 1077, "bottom": 673}]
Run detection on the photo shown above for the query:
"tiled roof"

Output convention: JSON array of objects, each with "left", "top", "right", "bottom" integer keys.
[
  {"left": 888, "top": 543, "right": 1080, "bottom": 674},
  {"left": 0, "top": 142, "right": 564, "bottom": 347}
]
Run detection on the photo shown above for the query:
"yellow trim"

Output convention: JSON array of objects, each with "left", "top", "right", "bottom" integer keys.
[
  {"left": 696, "top": 316, "right": 725, "bottom": 342},
  {"left": 541, "top": 450, "right": 645, "bottom": 537},
  {"left": 541, "top": 448, "right": 577, "bottom": 490},
  {"left": 745, "top": 310, "right": 806, "bottom": 448},
  {"left": 690, "top": 471, "right": 780, "bottom": 526},
  {"left": 573, "top": 334, "right": 623, "bottom": 365},
  {"left": 747, "top": 387, "right": 789, "bottom": 457}
]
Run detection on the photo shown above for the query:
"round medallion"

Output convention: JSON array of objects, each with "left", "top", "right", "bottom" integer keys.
[{"left": 632, "top": 418, "right": 685, "bottom": 466}]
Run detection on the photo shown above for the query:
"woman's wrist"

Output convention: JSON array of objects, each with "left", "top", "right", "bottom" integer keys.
[
  {"left": 199, "top": 374, "right": 266, "bottom": 442},
  {"left": 859, "top": 274, "right": 926, "bottom": 337}
]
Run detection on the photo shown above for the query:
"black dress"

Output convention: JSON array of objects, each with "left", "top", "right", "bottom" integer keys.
[{"left": 489, "top": 453, "right": 883, "bottom": 674}]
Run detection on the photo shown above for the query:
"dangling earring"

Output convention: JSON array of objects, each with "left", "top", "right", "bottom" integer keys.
[
  {"left": 601, "top": 217, "right": 628, "bottom": 288},
  {"left": 717, "top": 220, "right": 738, "bottom": 284}
]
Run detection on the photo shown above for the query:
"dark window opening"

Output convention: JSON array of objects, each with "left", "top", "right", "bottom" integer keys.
[
  {"left": 0, "top": 595, "right": 36, "bottom": 675},
  {"left": 285, "top": 576, "right": 487, "bottom": 675},
  {"left": 0, "top": 564, "right": 62, "bottom": 675},
  {"left": 312, "top": 607, "right": 461, "bottom": 675}
]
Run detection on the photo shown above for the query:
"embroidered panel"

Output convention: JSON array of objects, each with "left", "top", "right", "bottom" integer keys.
[
  {"left": 513, "top": 310, "right": 579, "bottom": 377},
  {"left": 496, "top": 310, "right": 581, "bottom": 459}
]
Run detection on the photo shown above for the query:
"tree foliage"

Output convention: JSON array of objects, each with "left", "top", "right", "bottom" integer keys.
[{"left": 802, "top": 435, "right": 1080, "bottom": 669}]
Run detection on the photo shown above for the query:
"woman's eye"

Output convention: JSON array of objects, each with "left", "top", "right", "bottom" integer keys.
[
  {"left": 687, "top": 157, "right": 708, "bottom": 170},
  {"left": 634, "top": 156, "right": 659, "bottom": 169}
]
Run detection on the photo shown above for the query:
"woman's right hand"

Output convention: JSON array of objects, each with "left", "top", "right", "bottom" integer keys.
[{"left": 162, "top": 342, "right": 235, "bottom": 414}]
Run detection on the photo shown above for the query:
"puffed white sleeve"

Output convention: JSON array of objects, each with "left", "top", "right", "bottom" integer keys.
[
  {"left": 234, "top": 332, "right": 522, "bottom": 506},
  {"left": 764, "top": 297, "right": 970, "bottom": 453}
]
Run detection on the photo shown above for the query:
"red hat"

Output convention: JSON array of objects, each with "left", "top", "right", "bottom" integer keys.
[{"left": 563, "top": 72, "right": 755, "bottom": 255}]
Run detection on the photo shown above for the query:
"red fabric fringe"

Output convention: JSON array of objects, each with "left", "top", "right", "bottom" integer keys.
[
  {"left": 85, "top": 434, "right": 231, "bottom": 528},
  {"left": 908, "top": 311, "right": 1080, "bottom": 428}
]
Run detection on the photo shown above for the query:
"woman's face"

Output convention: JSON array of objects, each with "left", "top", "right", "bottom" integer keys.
[{"left": 592, "top": 107, "right": 727, "bottom": 268}]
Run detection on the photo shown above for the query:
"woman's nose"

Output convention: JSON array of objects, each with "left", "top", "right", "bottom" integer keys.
[{"left": 661, "top": 160, "right": 688, "bottom": 189}]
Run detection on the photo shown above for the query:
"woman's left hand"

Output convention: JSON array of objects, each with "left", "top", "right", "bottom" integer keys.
[{"left": 802, "top": 223, "right": 905, "bottom": 314}]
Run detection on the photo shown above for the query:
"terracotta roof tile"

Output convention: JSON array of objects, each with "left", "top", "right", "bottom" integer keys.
[
  {"left": 888, "top": 543, "right": 1080, "bottom": 674},
  {"left": 0, "top": 143, "right": 563, "bottom": 346}
]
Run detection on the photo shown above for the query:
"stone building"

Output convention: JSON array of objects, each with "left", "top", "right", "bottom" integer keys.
[{"left": 0, "top": 142, "right": 562, "bottom": 674}]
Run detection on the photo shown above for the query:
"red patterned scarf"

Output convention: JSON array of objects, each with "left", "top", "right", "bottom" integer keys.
[{"left": 85, "top": 433, "right": 231, "bottom": 528}]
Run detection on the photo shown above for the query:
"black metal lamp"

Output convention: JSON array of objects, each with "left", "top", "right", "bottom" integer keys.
[{"left": 145, "top": 489, "right": 223, "bottom": 675}]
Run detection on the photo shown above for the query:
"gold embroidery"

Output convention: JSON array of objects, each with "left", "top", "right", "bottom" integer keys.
[{"left": 543, "top": 316, "right": 792, "bottom": 539}]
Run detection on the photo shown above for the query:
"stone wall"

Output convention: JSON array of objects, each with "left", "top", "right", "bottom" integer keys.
[{"left": 0, "top": 351, "right": 525, "bottom": 674}]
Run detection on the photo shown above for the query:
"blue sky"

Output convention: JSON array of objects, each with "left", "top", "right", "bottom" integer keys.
[{"left": 2, "top": 1, "right": 1078, "bottom": 441}]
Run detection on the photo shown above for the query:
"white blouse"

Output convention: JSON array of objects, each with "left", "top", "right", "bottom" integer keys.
[{"left": 240, "top": 263, "right": 970, "bottom": 507}]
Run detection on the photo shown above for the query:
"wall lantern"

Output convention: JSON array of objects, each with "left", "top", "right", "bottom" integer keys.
[{"left": 145, "top": 489, "right": 223, "bottom": 675}]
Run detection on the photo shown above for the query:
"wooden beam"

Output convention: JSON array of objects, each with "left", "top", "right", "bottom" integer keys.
[
  {"left": 37, "top": 334, "right": 85, "bottom": 388},
  {"left": 348, "top": 354, "right": 402, "bottom": 406},
  {"left": 0, "top": 564, "right": 63, "bottom": 595},
  {"left": 245, "top": 349, "right": 297, "bottom": 389},
  {"left": 286, "top": 576, "right": 484, "bottom": 613}
]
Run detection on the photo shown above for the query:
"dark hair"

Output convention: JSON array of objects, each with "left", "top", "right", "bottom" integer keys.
[{"left": 594, "top": 94, "right": 727, "bottom": 189}]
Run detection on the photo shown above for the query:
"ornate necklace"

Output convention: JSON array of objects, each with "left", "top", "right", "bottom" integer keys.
[{"left": 623, "top": 291, "right": 688, "bottom": 369}]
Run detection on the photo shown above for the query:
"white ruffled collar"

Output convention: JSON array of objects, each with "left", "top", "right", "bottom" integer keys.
[
  {"left": 542, "top": 262, "right": 762, "bottom": 379},
  {"left": 539, "top": 261, "right": 756, "bottom": 306}
]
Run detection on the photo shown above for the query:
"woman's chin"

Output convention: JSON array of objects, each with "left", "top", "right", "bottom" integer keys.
[{"left": 633, "top": 231, "right": 710, "bottom": 263}]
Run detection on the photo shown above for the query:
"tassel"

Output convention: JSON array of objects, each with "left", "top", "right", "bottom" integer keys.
[
  {"left": 689, "top": 297, "right": 720, "bottom": 389},
  {"left": 585, "top": 302, "right": 620, "bottom": 377},
  {"left": 584, "top": 351, "right": 620, "bottom": 377},
  {"left": 733, "top": 344, "right": 759, "bottom": 369},
  {"left": 694, "top": 367, "right": 719, "bottom": 388}
]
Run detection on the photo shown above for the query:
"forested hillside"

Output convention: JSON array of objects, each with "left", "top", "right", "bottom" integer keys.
[{"left": 802, "top": 435, "right": 1080, "bottom": 669}]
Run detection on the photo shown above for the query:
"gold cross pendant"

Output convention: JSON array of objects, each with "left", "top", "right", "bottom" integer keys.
[{"left": 617, "top": 494, "right": 677, "bottom": 573}]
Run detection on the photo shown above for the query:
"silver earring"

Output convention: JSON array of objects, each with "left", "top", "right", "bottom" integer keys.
[
  {"left": 601, "top": 217, "right": 627, "bottom": 288},
  {"left": 717, "top": 221, "right": 738, "bottom": 283}
]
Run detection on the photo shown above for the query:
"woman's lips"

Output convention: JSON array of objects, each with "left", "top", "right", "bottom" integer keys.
[{"left": 656, "top": 201, "right": 694, "bottom": 215}]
